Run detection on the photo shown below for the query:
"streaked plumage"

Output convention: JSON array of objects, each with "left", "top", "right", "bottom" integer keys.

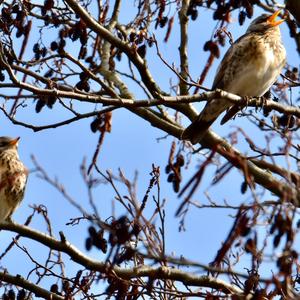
[
  {"left": 182, "top": 11, "right": 286, "bottom": 144},
  {"left": 0, "top": 137, "right": 27, "bottom": 221}
]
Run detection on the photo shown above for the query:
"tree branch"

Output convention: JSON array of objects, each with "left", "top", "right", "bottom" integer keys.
[
  {"left": 178, "top": 0, "right": 191, "bottom": 95},
  {"left": 0, "top": 271, "right": 64, "bottom": 300},
  {"left": 0, "top": 222, "right": 243, "bottom": 296},
  {"left": 64, "top": 0, "right": 165, "bottom": 98}
]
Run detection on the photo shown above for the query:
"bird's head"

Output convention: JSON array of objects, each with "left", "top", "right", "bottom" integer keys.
[
  {"left": 0, "top": 136, "right": 20, "bottom": 151},
  {"left": 246, "top": 10, "right": 285, "bottom": 34}
]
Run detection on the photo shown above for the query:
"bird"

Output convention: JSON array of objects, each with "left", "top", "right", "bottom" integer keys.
[
  {"left": 0, "top": 137, "right": 27, "bottom": 222},
  {"left": 182, "top": 10, "right": 286, "bottom": 144}
]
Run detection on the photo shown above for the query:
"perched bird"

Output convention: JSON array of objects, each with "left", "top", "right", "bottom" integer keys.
[
  {"left": 182, "top": 10, "right": 286, "bottom": 144},
  {"left": 0, "top": 137, "right": 27, "bottom": 221}
]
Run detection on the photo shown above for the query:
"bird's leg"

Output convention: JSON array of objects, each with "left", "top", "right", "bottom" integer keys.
[
  {"left": 232, "top": 96, "right": 250, "bottom": 119},
  {"left": 259, "top": 96, "right": 268, "bottom": 108},
  {"left": 258, "top": 90, "right": 272, "bottom": 115},
  {"left": 260, "top": 90, "right": 272, "bottom": 107},
  {"left": 241, "top": 95, "right": 250, "bottom": 109}
]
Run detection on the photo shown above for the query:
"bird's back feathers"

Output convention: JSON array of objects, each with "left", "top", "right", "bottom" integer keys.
[{"left": 182, "top": 13, "right": 286, "bottom": 144}]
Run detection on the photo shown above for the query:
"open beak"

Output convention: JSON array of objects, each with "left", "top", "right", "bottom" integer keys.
[
  {"left": 268, "top": 10, "right": 285, "bottom": 26},
  {"left": 9, "top": 137, "right": 20, "bottom": 146}
]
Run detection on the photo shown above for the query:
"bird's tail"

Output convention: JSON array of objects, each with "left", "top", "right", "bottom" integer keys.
[{"left": 181, "top": 117, "right": 215, "bottom": 145}]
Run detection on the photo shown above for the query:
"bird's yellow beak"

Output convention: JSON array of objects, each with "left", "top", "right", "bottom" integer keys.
[
  {"left": 268, "top": 10, "right": 285, "bottom": 26},
  {"left": 9, "top": 137, "right": 20, "bottom": 146}
]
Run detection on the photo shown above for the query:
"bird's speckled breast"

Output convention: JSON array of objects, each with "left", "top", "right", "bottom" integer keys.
[
  {"left": 0, "top": 150, "right": 27, "bottom": 221},
  {"left": 227, "top": 35, "right": 286, "bottom": 97}
]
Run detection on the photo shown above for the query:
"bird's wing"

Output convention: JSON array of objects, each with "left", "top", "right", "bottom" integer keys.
[
  {"left": 181, "top": 34, "right": 254, "bottom": 144},
  {"left": 0, "top": 165, "right": 9, "bottom": 191},
  {"left": 212, "top": 33, "right": 249, "bottom": 90}
]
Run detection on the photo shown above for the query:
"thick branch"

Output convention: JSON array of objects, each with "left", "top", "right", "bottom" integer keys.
[
  {"left": 0, "top": 222, "right": 243, "bottom": 296},
  {"left": 201, "top": 131, "right": 300, "bottom": 204},
  {"left": 0, "top": 271, "right": 64, "bottom": 300},
  {"left": 1, "top": 52, "right": 299, "bottom": 120},
  {"left": 1, "top": 76, "right": 298, "bottom": 119},
  {"left": 250, "top": 158, "right": 300, "bottom": 186}
]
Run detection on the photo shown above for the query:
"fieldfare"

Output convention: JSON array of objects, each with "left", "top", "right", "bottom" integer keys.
[
  {"left": 182, "top": 10, "right": 286, "bottom": 144},
  {"left": 0, "top": 137, "right": 27, "bottom": 221}
]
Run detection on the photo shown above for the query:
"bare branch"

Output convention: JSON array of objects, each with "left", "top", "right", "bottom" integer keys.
[
  {"left": 0, "top": 221, "right": 244, "bottom": 296},
  {"left": 178, "top": 0, "right": 191, "bottom": 95},
  {"left": 0, "top": 271, "right": 64, "bottom": 300},
  {"left": 64, "top": 0, "right": 165, "bottom": 98}
]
